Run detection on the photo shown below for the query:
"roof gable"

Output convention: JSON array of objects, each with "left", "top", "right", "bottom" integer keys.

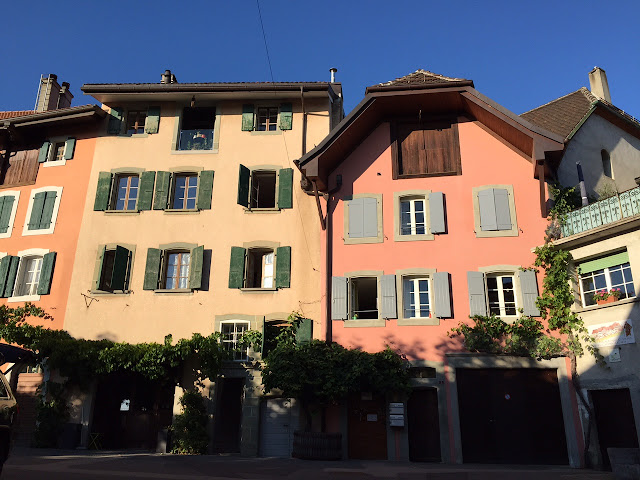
[{"left": 366, "top": 69, "right": 474, "bottom": 93}]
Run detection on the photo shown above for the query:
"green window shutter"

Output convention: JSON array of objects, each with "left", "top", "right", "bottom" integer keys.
[
  {"left": 277, "top": 168, "right": 293, "bottom": 209},
  {"left": 28, "top": 192, "right": 47, "bottom": 230},
  {"left": 295, "top": 317, "right": 313, "bottom": 344},
  {"left": 189, "top": 245, "right": 204, "bottom": 290},
  {"left": 36, "top": 252, "right": 57, "bottom": 295},
  {"left": 64, "top": 138, "right": 76, "bottom": 160},
  {"left": 153, "top": 171, "right": 171, "bottom": 210},
  {"left": 38, "top": 142, "right": 50, "bottom": 163},
  {"left": 145, "top": 106, "right": 161, "bottom": 134},
  {"left": 93, "top": 245, "right": 106, "bottom": 290},
  {"left": 0, "top": 256, "right": 12, "bottom": 298},
  {"left": 197, "top": 170, "right": 214, "bottom": 210},
  {"left": 279, "top": 103, "right": 293, "bottom": 130},
  {"left": 94, "top": 172, "right": 113, "bottom": 211},
  {"left": 228, "top": 246, "right": 246, "bottom": 288},
  {"left": 143, "top": 248, "right": 162, "bottom": 290},
  {"left": 3, "top": 256, "right": 19, "bottom": 297},
  {"left": 0, "top": 196, "right": 14, "bottom": 234},
  {"left": 110, "top": 246, "right": 130, "bottom": 291},
  {"left": 137, "top": 171, "right": 156, "bottom": 211},
  {"left": 107, "top": 107, "right": 123, "bottom": 135},
  {"left": 39, "top": 191, "right": 58, "bottom": 229},
  {"left": 275, "top": 246, "right": 291, "bottom": 289},
  {"left": 237, "top": 164, "right": 250, "bottom": 207},
  {"left": 241, "top": 104, "right": 255, "bottom": 131}
]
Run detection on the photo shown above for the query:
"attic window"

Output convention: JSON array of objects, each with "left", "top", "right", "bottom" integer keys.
[{"left": 601, "top": 149, "right": 613, "bottom": 178}]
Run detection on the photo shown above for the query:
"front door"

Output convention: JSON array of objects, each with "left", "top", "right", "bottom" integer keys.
[
  {"left": 213, "top": 377, "right": 244, "bottom": 453},
  {"left": 407, "top": 388, "right": 441, "bottom": 462},
  {"left": 347, "top": 392, "right": 387, "bottom": 459}
]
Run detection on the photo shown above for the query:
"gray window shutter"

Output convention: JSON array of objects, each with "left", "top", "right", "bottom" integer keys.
[
  {"left": 237, "top": 164, "right": 250, "bottom": 207},
  {"left": 3, "top": 256, "right": 19, "bottom": 298},
  {"left": 348, "top": 198, "right": 364, "bottom": 238},
  {"left": 143, "top": 248, "right": 162, "bottom": 290},
  {"left": 478, "top": 189, "right": 498, "bottom": 231},
  {"left": 518, "top": 270, "right": 540, "bottom": 316},
  {"left": 0, "top": 196, "right": 14, "bottom": 233},
  {"left": 94, "top": 172, "right": 113, "bottom": 211},
  {"left": 37, "top": 252, "right": 56, "bottom": 295},
  {"left": 64, "top": 138, "right": 76, "bottom": 160},
  {"left": 429, "top": 192, "right": 446, "bottom": 234},
  {"left": 295, "top": 317, "right": 313, "bottom": 344},
  {"left": 363, "top": 197, "right": 379, "bottom": 238},
  {"left": 93, "top": 245, "right": 106, "bottom": 291},
  {"left": 38, "top": 142, "right": 50, "bottom": 163},
  {"left": 402, "top": 277, "right": 412, "bottom": 318},
  {"left": 433, "top": 272, "right": 452, "bottom": 318},
  {"left": 279, "top": 103, "right": 293, "bottom": 130},
  {"left": 380, "top": 274, "right": 397, "bottom": 319},
  {"left": 39, "top": 191, "right": 58, "bottom": 229},
  {"left": 331, "top": 276, "right": 348, "bottom": 320},
  {"left": 110, "top": 246, "right": 130, "bottom": 291},
  {"left": 189, "top": 245, "right": 204, "bottom": 290},
  {"left": 138, "top": 171, "right": 156, "bottom": 211},
  {"left": 277, "top": 168, "right": 293, "bottom": 209},
  {"left": 197, "top": 170, "right": 214, "bottom": 210},
  {"left": 275, "top": 246, "right": 291, "bottom": 288},
  {"left": 153, "top": 171, "right": 171, "bottom": 210},
  {"left": 241, "top": 104, "right": 254, "bottom": 131},
  {"left": 467, "top": 271, "right": 487, "bottom": 316},
  {"left": 494, "top": 188, "right": 512, "bottom": 231},
  {"left": 28, "top": 192, "right": 46, "bottom": 230},
  {"left": 107, "top": 107, "right": 123, "bottom": 135},
  {"left": 228, "top": 246, "right": 246, "bottom": 288},
  {"left": 145, "top": 106, "right": 161, "bottom": 134},
  {"left": 0, "top": 256, "right": 12, "bottom": 297}
]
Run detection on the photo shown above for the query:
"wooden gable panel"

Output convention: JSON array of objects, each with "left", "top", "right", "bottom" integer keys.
[{"left": 2, "top": 149, "right": 39, "bottom": 187}]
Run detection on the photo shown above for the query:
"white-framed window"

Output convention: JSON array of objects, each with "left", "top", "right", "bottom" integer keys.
[
  {"left": 579, "top": 253, "right": 635, "bottom": 307},
  {"left": 220, "top": 321, "right": 250, "bottom": 361},
  {"left": 23, "top": 186, "right": 63, "bottom": 236},
  {"left": 0, "top": 191, "right": 20, "bottom": 239},
  {"left": 402, "top": 277, "right": 431, "bottom": 319},
  {"left": 349, "top": 277, "right": 379, "bottom": 320},
  {"left": 16, "top": 257, "right": 43, "bottom": 297},
  {"left": 39, "top": 138, "right": 75, "bottom": 168},
  {"left": 400, "top": 198, "right": 427, "bottom": 236},
  {"left": 486, "top": 274, "right": 518, "bottom": 316},
  {"left": 7, "top": 248, "right": 52, "bottom": 303}
]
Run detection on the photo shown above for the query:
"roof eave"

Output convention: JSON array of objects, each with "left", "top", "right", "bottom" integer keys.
[{"left": 365, "top": 80, "right": 474, "bottom": 94}]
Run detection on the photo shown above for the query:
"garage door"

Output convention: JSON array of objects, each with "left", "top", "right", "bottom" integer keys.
[{"left": 259, "top": 398, "right": 298, "bottom": 457}]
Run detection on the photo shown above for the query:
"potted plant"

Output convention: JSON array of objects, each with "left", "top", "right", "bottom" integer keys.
[{"left": 593, "top": 288, "right": 622, "bottom": 305}]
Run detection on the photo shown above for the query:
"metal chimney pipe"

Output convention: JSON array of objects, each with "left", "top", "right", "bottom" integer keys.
[
  {"left": 330, "top": 68, "right": 337, "bottom": 83},
  {"left": 576, "top": 162, "right": 589, "bottom": 206}
]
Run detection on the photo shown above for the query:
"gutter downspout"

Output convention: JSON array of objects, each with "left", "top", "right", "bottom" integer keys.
[
  {"left": 321, "top": 176, "right": 342, "bottom": 344},
  {"left": 300, "top": 86, "right": 307, "bottom": 156}
]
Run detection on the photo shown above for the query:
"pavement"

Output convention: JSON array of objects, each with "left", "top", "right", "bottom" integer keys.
[{"left": 1, "top": 448, "right": 615, "bottom": 480}]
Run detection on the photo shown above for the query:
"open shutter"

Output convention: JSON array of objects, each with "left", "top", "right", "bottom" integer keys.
[
  {"left": 467, "top": 271, "right": 487, "bottom": 316},
  {"left": 241, "top": 104, "right": 254, "bottom": 131},
  {"left": 237, "top": 164, "right": 250, "bottom": 207},
  {"left": 64, "top": 138, "right": 76, "bottom": 160},
  {"left": 279, "top": 103, "right": 293, "bottom": 130},
  {"left": 380, "top": 274, "right": 397, "bottom": 319},
  {"left": 478, "top": 189, "right": 498, "bottom": 231},
  {"left": 277, "top": 168, "right": 293, "bottom": 209},
  {"left": 429, "top": 192, "right": 446, "bottom": 234},
  {"left": 94, "top": 172, "right": 113, "bottom": 211},
  {"left": 3, "top": 256, "right": 19, "bottom": 297},
  {"left": 0, "top": 256, "right": 12, "bottom": 297},
  {"left": 93, "top": 245, "right": 106, "bottom": 290},
  {"left": 38, "top": 142, "right": 50, "bottom": 163},
  {"left": 145, "top": 106, "right": 160, "bottom": 134},
  {"left": 197, "top": 170, "right": 214, "bottom": 210},
  {"left": 402, "top": 278, "right": 412, "bottom": 318},
  {"left": 137, "top": 171, "right": 156, "bottom": 211},
  {"left": 433, "top": 272, "right": 452, "bottom": 318},
  {"left": 363, "top": 197, "right": 379, "bottom": 238},
  {"left": 37, "top": 252, "right": 57, "bottom": 295},
  {"left": 295, "top": 317, "right": 313, "bottom": 344},
  {"left": 143, "top": 248, "right": 162, "bottom": 290},
  {"left": 331, "top": 276, "right": 348, "bottom": 320},
  {"left": 107, "top": 107, "right": 123, "bottom": 135},
  {"left": 275, "top": 246, "right": 291, "bottom": 288},
  {"left": 39, "top": 191, "right": 57, "bottom": 229},
  {"left": 0, "top": 196, "right": 14, "bottom": 233},
  {"left": 519, "top": 270, "right": 540, "bottom": 316},
  {"left": 494, "top": 188, "right": 512, "bottom": 231},
  {"left": 228, "top": 246, "right": 246, "bottom": 288},
  {"left": 28, "top": 192, "right": 46, "bottom": 230},
  {"left": 348, "top": 198, "right": 364, "bottom": 238},
  {"left": 110, "top": 246, "right": 130, "bottom": 291},
  {"left": 189, "top": 245, "right": 204, "bottom": 290},
  {"left": 153, "top": 171, "right": 171, "bottom": 210}
]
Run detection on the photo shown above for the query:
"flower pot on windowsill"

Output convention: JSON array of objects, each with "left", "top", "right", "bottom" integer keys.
[{"left": 596, "top": 296, "right": 618, "bottom": 305}]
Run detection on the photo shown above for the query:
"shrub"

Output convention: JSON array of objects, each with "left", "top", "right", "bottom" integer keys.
[{"left": 170, "top": 390, "right": 209, "bottom": 454}]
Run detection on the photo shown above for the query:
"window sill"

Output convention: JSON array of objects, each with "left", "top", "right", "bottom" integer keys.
[
  {"left": 576, "top": 296, "right": 640, "bottom": 313},
  {"left": 118, "top": 133, "right": 149, "bottom": 138},
  {"left": 22, "top": 227, "right": 54, "bottom": 236},
  {"left": 240, "top": 287, "right": 277, "bottom": 293},
  {"left": 344, "top": 236, "right": 384, "bottom": 245},
  {"left": 243, "top": 207, "right": 281, "bottom": 214},
  {"left": 89, "top": 290, "right": 131, "bottom": 296},
  {"left": 171, "top": 149, "right": 219, "bottom": 155},
  {"left": 250, "top": 130, "right": 282, "bottom": 136},
  {"left": 154, "top": 288, "right": 193, "bottom": 295},
  {"left": 474, "top": 229, "right": 519, "bottom": 238},
  {"left": 394, "top": 171, "right": 460, "bottom": 179},
  {"left": 164, "top": 209, "right": 200, "bottom": 215},
  {"left": 395, "top": 233, "right": 435, "bottom": 242},
  {"left": 343, "top": 318, "right": 386, "bottom": 328},
  {"left": 104, "top": 210, "right": 140, "bottom": 215},
  {"left": 397, "top": 317, "right": 440, "bottom": 326},
  {"left": 7, "top": 294, "right": 40, "bottom": 303},
  {"left": 42, "top": 160, "right": 66, "bottom": 168}
]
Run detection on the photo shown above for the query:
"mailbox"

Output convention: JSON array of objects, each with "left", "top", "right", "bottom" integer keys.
[{"left": 388, "top": 402, "right": 405, "bottom": 427}]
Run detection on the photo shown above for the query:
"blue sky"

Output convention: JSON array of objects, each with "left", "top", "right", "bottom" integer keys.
[{"left": 3, "top": 0, "right": 640, "bottom": 119}]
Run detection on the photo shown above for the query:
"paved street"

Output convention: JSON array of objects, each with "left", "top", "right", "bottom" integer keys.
[{"left": 1, "top": 448, "right": 615, "bottom": 480}]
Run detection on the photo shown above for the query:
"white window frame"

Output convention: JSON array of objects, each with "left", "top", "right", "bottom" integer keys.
[
  {"left": 579, "top": 263, "right": 635, "bottom": 307},
  {"left": 42, "top": 140, "right": 68, "bottom": 168},
  {"left": 0, "top": 190, "right": 20, "bottom": 239},
  {"left": 402, "top": 276, "right": 431, "bottom": 319},
  {"left": 486, "top": 273, "right": 518, "bottom": 317},
  {"left": 22, "top": 186, "right": 63, "bottom": 236},
  {"left": 219, "top": 320, "right": 251, "bottom": 361},
  {"left": 393, "top": 191, "right": 433, "bottom": 242},
  {"left": 8, "top": 248, "right": 49, "bottom": 303},
  {"left": 400, "top": 199, "right": 427, "bottom": 236}
]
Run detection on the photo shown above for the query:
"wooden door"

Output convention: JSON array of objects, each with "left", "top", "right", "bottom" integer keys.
[
  {"left": 213, "top": 378, "right": 244, "bottom": 453},
  {"left": 407, "top": 388, "right": 441, "bottom": 462},
  {"left": 347, "top": 392, "right": 387, "bottom": 459}
]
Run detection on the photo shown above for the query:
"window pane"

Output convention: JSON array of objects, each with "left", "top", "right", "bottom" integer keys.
[
  {"left": 489, "top": 305, "right": 501, "bottom": 316},
  {"left": 504, "top": 305, "right": 517, "bottom": 316},
  {"left": 486, "top": 277, "right": 498, "bottom": 289},
  {"left": 594, "top": 273, "right": 607, "bottom": 290},
  {"left": 503, "top": 290, "right": 515, "bottom": 303},
  {"left": 581, "top": 276, "right": 595, "bottom": 292},
  {"left": 501, "top": 276, "right": 514, "bottom": 289}
]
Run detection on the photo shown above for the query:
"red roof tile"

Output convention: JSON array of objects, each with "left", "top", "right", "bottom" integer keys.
[{"left": 0, "top": 110, "right": 35, "bottom": 120}]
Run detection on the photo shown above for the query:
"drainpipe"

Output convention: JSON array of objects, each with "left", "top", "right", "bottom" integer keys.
[
  {"left": 323, "top": 175, "right": 342, "bottom": 344},
  {"left": 576, "top": 162, "right": 589, "bottom": 206},
  {"left": 300, "top": 86, "right": 307, "bottom": 155}
]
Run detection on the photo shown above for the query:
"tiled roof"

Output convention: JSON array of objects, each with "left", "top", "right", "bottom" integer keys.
[
  {"left": 372, "top": 69, "right": 472, "bottom": 88},
  {"left": 0, "top": 110, "right": 35, "bottom": 120}
]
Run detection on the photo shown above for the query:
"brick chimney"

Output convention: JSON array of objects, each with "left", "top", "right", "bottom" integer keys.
[
  {"left": 588, "top": 67, "right": 612, "bottom": 103},
  {"left": 35, "top": 74, "right": 74, "bottom": 112}
]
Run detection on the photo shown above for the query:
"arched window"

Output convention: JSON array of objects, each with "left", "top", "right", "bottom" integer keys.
[{"left": 602, "top": 149, "right": 613, "bottom": 178}]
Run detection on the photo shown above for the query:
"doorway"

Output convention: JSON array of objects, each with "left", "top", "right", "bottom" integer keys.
[
  {"left": 213, "top": 377, "right": 244, "bottom": 453},
  {"left": 407, "top": 388, "right": 441, "bottom": 462},
  {"left": 347, "top": 392, "right": 387, "bottom": 459}
]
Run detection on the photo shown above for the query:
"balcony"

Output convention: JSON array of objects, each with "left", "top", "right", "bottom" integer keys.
[
  {"left": 561, "top": 186, "right": 640, "bottom": 237},
  {"left": 178, "top": 129, "right": 214, "bottom": 151}
]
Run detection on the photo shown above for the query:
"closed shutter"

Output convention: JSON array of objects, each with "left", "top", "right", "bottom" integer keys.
[
  {"left": 518, "top": 270, "right": 540, "bottom": 316},
  {"left": 279, "top": 103, "right": 293, "bottom": 130},
  {"left": 277, "top": 168, "right": 293, "bottom": 209},
  {"left": 94, "top": 172, "right": 113, "bottom": 211},
  {"left": 197, "top": 170, "right": 214, "bottom": 210},
  {"left": 295, "top": 318, "right": 313, "bottom": 344},
  {"left": 0, "top": 196, "right": 15, "bottom": 233},
  {"left": 28, "top": 192, "right": 46, "bottom": 230},
  {"left": 467, "top": 271, "right": 487, "bottom": 316},
  {"left": 429, "top": 192, "right": 446, "bottom": 234},
  {"left": 110, "top": 246, "right": 130, "bottom": 291},
  {"left": 433, "top": 272, "right": 452, "bottom": 318},
  {"left": 237, "top": 164, "right": 250, "bottom": 207},
  {"left": 39, "top": 191, "right": 58, "bottom": 229},
  {"left": 107, "top": 107, "right": 123, "bottom": 135},
  {"left": 0, "top": 256, "right": 12, "bottom": 297},
  {"left": 478, "top": 189, "right": 498, "bottom": 231},
  {"left": 153, "top": 171, "right": 171, "bottom": 210},
  {"left": 494, "top": 189, "right": 512, "bottom": 230},
  {"left": 64, "top": 138, "right": 76, "bottom": 160},
  {"left": 37, "top": 252, "right": 57, "bottom": 295},
  {"left": 93, "top": 245, "right": 106, "bottom": 290},
  {"left": 228, "top": 247, "right": 246, "bottom": 288},
  {"left": 38, "top": 142, "right": 50, "bottom": 163},
  {"left": 275, "top": 246, "right": 291, "bottom": 288},
  {"left": 241, "top": 104, "right": 255, "bottom": 131},
  {"left": 145, "top": 106, "right": 161, "bottom": 134},
  {"left": 137, "top": 171, "right": 156, "bottom": 211},
  {"left": 380, "top": 274, "right": 397, "bottom": 319},
  {"left": 363, "top": 197, "right": 378, "bottom": 238},
  {"left": 143, "top": 248, "right": 162, "bottom": 290},
  {"left": 3, "top": 256, "right": 19, "bottom": 297},
  {"left": 331, "top": 276, "right": 348, "bottom": 320},
  {"left": 189, "top": 245, "right": 204, "bottom": 290},
  {"left": 348, "top": 198, "right": 364, "bottom": 238}
]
